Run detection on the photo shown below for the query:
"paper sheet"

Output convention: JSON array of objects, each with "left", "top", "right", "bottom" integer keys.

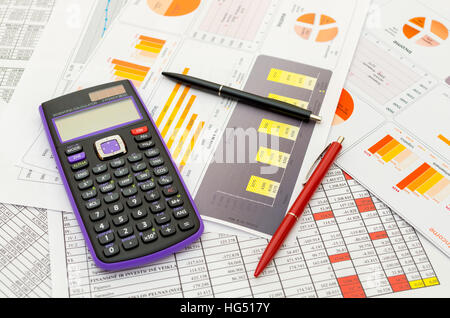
[
  {"left": 327, "top": 0, "right": 450, "bottom": 257},
  {"left": 0, "top": 0, "right": 127, "bottom": 212},
  {"left": 48, "top": 166, "right": 450, "bottom": 298},
  {"left": 0, "top": 0, "right": 56, "bottom": 106},
  {"left": 0, "top": 204, "right": 51, "bottom": 298},
  {"left": 9, "top": 0, "right": 370, "bottom": 238}
]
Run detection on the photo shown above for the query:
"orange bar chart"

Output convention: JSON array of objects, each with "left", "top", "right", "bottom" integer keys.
[
  {"left": 368, "top": 135, "right": 418, "bottom": 170},
  {"left": 111, "top": 59, "right": 150, "bottom": 87},
  {"left": 173, "top": 114, "right": 198, "bottom": 159},
  {"left": 135, "top": 35, "right": 166, "bottom": 62},
  {"left": 179, "top": 121, "right": 205, "bottom": 172},
  {"left": 396, "top": 163, "right": 450, "bottom": 203},
  {"left": 155, "top": 67, "right": 190, "bottom": 127},
  {"left": 167, "top": 95, "right": 196, "bottom": 149}
]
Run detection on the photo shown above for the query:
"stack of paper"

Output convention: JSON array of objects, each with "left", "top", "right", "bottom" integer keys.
[{"left": 0, "top": 0, "right": 449, "bottom": 298}]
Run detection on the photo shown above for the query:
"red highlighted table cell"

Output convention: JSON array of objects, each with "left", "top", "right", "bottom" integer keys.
[
  {"left": 337, "top": 275, "right": 366, "bottom": 298},
  {"left": 388, "top": 275, "right": 411, "bottom": 292},
  {"left": 329, "top": 252, "right": 351, "bottom": 264},
  {"left": 355, "top": 197, "right": 376, "bottom": 213},
  {"left": 313, "top": 210, "right": 334, "bottom": 221},
  {"left": 369, "top": 231, "right": 388, "bottom": 240}
]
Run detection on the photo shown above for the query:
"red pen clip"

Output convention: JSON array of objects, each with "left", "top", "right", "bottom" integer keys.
[{"left": 303, "top": 136, "right": 345, "bottom": 185}]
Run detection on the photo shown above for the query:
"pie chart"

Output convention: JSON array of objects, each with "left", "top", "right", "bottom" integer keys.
[
  {"left": 402, "top": 17, "right": 448, "bottom": 47},
  {"left": 332, "top": 89, "right": 354, "bottom": 126},
  {"left": 147, "top": 0, "right": 201, "bottom": 17},
  {"left": 294, "top": 13, "right": 338, "bottom": 42}
]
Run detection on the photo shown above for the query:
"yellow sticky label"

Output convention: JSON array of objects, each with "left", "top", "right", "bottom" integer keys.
[
  {"left": 267, "top": 68, "right": 317, "bottom": 90},
  {"left": 409, "top": 279, "right": 425, "bottom": 289},
  {"left": 256, "top": 147, "right": 290, "bottom": 169},
  {"left": 268, "top": 93, "right": 309, "bottom": 109},
  {"left": 246, "top": 176, "right": 280, "bottom": 199},
  {"left": 423, "top": 277, "right": 439, "bottom": 286},
  {"left": 258, "top": 119, "right": 299, "bottom": 141}
]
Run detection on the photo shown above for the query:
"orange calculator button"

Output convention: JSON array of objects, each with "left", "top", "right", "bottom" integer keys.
[{"left": 131, "top": 126, "right": 148, "bottom": 136}]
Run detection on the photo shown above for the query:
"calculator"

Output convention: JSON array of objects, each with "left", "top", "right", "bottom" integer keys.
[{"left": 40, "top": 80, "right": 204, "bottom": 270}]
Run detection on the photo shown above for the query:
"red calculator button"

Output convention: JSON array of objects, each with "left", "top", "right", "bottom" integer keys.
[{"left": 131, "top": 126, "right": 148, "bottom": 136}]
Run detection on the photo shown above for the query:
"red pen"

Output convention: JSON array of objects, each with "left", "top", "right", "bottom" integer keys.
[{"left": 254, "top": 136, "right": 345, "bottom": 278}]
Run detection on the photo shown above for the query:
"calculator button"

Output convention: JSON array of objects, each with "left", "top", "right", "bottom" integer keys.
[
  {"left": 122, "top": 237, "right": 139, "bottom": 251},
  {"left": 179, "top": 220, "right": 195, "bottom": 232},
  {"left": 173, "top": 208, "right": 189, "bottom": 220},
  {"left": 92, "top": 163, "right": 108, "bottom": 175},
  {"left": 144, "top": 148, "right": 160, "bottom": 158},
  {"left": 131, "top": 162, "right": 147, "bottom": 173},
  {"left": 99, "top": 232, "right": 115, "bottom": 245},
  {"left": 153, "top": 166, "right": 169, "bottom": 176},
  {"left": 144, "top": 190, "right": 160, "bottom": 202},
  {"left": 131, "top": 208, "right": 148, "bottom": 220},
  {"left": 160, "top": 225, "right": 176, "bottom": 237},
  {"left": 104, "top": 192, "right": 120, "bottom": 204},
  {"left": 163, "top": 186, "right": 178, "bottom": 197},
  {"left": 68, "top": 152, "right": 86, "bottom": 164},
  {"left": 99, "top": 182, "right": 116, "bottom": 194},
  {"left": 71, "top": 160, "right": 89, "bottom": 171},
  {"left": 122, "top": 186, "right": 138, "bottom": 197},
  {"left": 150, "top": 201, "right": 165, "bottom": 214},
  {"left": 81, "top": 189, "right": 97, "bottom": 200},
  {"left": 158, "top": 175, "right": 173, "bottom": 186},
  {"left": 138, "top": 140, "right": 155, "bottom": 150},
  {"left": 126, "top": 196, "right": 142, "bottom": 208},
  {"left": 135, "top": 133, "right": 152, "bottom": 142},
  {"left": 104, "top": 244, "right": 120, "bottom": 258},
  {"left": 86, "top": 199, "right": 101, "bottom": 210},
  {"left": 74, "top": 169, "right": 90, "bottom": 181},
  {"left": 140, "top": 181, "right": 156, "bottom": 191},
  {"left": 114, "top": 167, "right": 129, "bottom": 178},
  {"left": 96, "top": 173, "right": 111, "bottom": 184},
  {"left": 110, "top": 158, "right": 125, "bottom": 169},
  {"left": 149, "top": 157, "right": 164, "bottom": 167},
  {"left": 155, "top": 213, "right": 171, "bottom": 225},
  {"left": 168, "top": 197, "right": 184, "bottom": 208},
  {"left": 118, "top": 176, "right": 134, "bottom": 188},
  {"left": 108, "top": 203, "right": 124, "bottom": 215},
  {"left": 142, "top": 231, "right": 158, "bottom": 244},
  {"left": 78, "top": 179, "right": 93, "bottom": 190},
  {"left": 94, "top": 220, "right": 110, "bottom": 233},
  {"left": 112, "top": 214, "right": 129, "bottom": 226},
  {"left": 65, "top": 144, "right": 83, "bottom": 156},
  {"left": 89, "top": 210, "right": 105, "bottom": 222},
  {"left": 136, "top": 171, "right": 151, "bottom": 182},
  {"left": 136, "top": 220, "right": 152, "bottom": 231},
  {"left": 128, "top": 153, "right": 143, "bottom": 163},
  {"left": 131, "top": 126, "right": 148, "bottom": 136},
  {"left": 118, "top": 226, "right": 133, "bottom": 238}
]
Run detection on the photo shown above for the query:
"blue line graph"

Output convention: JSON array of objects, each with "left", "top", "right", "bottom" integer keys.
[{"left": 101, "top": 0, "right": 111, "bottom": 37}]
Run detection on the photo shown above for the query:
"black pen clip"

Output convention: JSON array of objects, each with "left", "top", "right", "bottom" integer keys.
[{"left": 302, "top": 143, "right": 332, "bottom": 185}]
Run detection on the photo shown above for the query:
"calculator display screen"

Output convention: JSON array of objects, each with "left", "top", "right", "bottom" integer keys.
[{"left": 54, "top": 98, "right": 141, "bottom": 143}]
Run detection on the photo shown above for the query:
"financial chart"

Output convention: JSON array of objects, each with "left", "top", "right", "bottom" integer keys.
[
  {"left": 329, "top": 0, "right": 450, "bottom": 257},
  {"left": 52, "top": 166, "right": 440, "bottom": 298}
]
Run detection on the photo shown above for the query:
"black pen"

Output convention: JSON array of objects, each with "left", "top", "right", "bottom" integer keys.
[{"left": 162, "top": 72, "right": 322, "bottom": 123}]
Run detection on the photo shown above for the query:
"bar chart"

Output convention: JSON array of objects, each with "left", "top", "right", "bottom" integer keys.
[
  {"left": 134, "top": 35, "right": 166, "bottom": 63},
  {"left": 396, "top": 163, "right": 450, "bottom": 204},
  {"left": 196, "top": 55, "right": 333, "bottom": 236},
  {"left": 154, "top": 67, "right": 206, "bottom": 171},
  {"left": 368, "top": 134, "right": 450, "bottom": 204},
  {"left": 110, "top": 59, "right": 150, "bottom": 87},
  {"left": 368, "top": 135, "right": 419, "bottom": 171}
]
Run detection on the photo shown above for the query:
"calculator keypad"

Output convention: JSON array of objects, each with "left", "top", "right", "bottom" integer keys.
[{"left": 63, "top": 123, "right": 200, "bottom": 265}]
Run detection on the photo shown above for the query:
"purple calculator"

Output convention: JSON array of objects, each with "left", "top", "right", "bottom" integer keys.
[{"left": 40, "top": 80, "right": 204, "bottom": 270}]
